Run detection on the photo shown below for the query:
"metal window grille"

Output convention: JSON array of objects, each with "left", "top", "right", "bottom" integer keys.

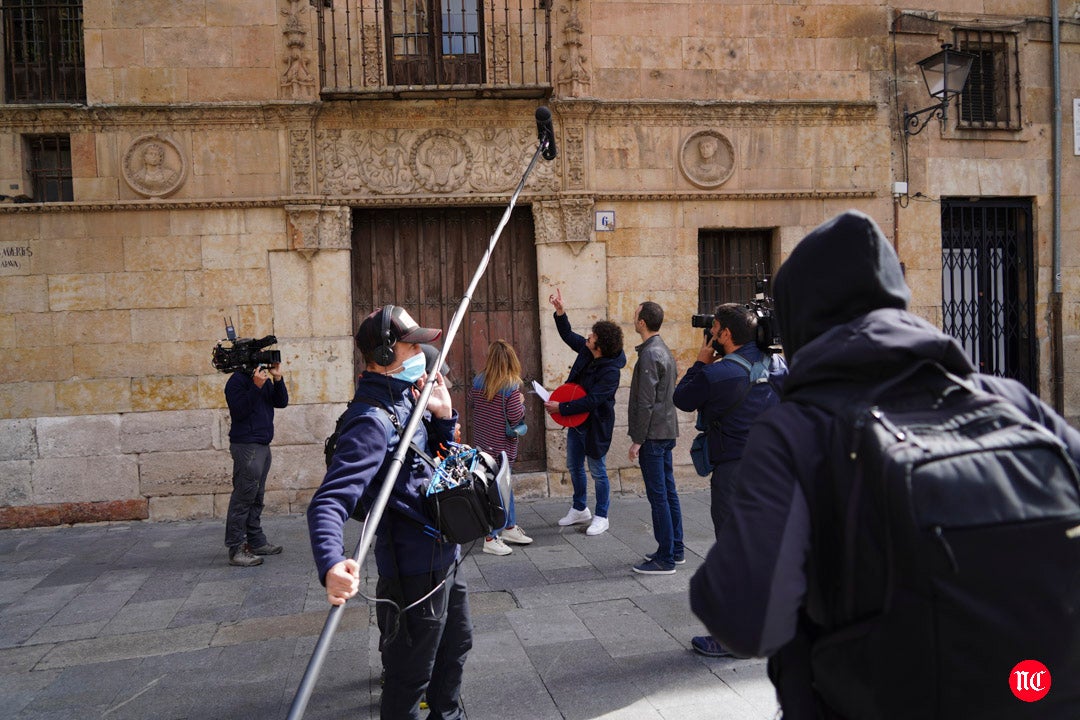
[
  {"left": 941, "top": 199, "right": 1035, "bottom": 390},
  {"left": 954, "top": 29, "right": 1020, "bottom": 130},
  {"left": 315, "top": 0, "right": 550, "bottom": 97},
  {"left": 698, "top": 229, "right": 772, "bottom": 313},
  {"left": 27, "top": 134, "right": 73, "bottom": 201},
  {"left": 2, "top": 0, "right": 85, "bottom": 103}
]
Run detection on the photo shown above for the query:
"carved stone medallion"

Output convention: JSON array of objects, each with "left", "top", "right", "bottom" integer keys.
[
  {"left": 410, "top": 129, "right": 472, "bottom": 193},
  {"left": 123, "top": 134, "right": 186, "bottom": 198},
  {"left": 679, "top": 130, "right": 734, "bottom": 189}
]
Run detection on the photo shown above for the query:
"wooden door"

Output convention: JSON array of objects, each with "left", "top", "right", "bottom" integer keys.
[{"left": 352, "top": 206, "right": 546, "bottom": 471}]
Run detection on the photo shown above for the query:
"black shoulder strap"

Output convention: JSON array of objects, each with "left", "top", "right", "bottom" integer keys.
[{"left": 341, "top": 394, "right": 443, "bottom": 540}]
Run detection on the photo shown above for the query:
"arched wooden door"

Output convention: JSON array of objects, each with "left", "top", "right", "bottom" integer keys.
[{"left": 351, "top": 206, "right": 546, "bottom": 471}]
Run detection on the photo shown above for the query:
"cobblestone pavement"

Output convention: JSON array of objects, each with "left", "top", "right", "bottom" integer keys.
[{"left": 0, "top": 490, "right": 779, "bottom": 720}]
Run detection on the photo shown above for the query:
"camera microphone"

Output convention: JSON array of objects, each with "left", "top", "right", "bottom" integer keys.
[{"left": 535, "top": 106, "right": 557, "bottom": 161}]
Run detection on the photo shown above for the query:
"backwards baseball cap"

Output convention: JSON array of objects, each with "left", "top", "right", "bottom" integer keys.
[{"left": 355, "top": 305, "right": 442, "bottom": 354}]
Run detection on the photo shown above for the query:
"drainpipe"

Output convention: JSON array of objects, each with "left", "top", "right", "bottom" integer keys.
[{"left": 1051, "top": 1, "right": 1064, "bottom": 413}]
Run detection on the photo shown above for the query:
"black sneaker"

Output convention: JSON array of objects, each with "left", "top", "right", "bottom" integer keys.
[
  {"left": 645, "top": 551, "right": 686, "bottom": 565},
  {"left": 691, "top": 635, "right": 735, "bottom": 658},
  {"left": 633, "top": 559, "right": 676, "bottom": 575},
  {"left": 228, "top": 544, "right": 263, "bottom": 567},
  {"left": 251, "top": 542, "right": 283, "bottom": 556}
]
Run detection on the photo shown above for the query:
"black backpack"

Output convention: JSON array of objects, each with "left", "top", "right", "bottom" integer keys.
[{"left": 791, "top": 361, "right": 1080, "bottom": 719}]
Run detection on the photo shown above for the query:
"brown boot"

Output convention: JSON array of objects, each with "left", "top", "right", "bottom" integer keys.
[{"left": 228, "top": 543, "right": 263, "bottom": 567}]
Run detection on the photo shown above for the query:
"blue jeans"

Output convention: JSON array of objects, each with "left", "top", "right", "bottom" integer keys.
[
  {"left": 488, "top": 489, "right": 516, "bottom": 540},
  {"left": 566, "top": 427, "right": 610, "bottom": 517},
  {"left": 639, "top": 439, "right": 683, "bottom": 565}
]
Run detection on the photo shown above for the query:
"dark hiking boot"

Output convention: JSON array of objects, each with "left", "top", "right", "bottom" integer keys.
[
  {"left": 228, "top": 544, "right": 263, "bottom": 567},
  {"left": 251, "top": 542, "right": 283, "bottom": 556}
]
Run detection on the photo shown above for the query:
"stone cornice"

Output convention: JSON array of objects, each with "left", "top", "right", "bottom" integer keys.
[
  {"left": 551, "top": 99, "right": 880, "bottom": 126},
  {"left": 0, "top": 189, "right": 874, "bottom": 215},
  {"left": 0, "top": 102, "right": 319, "bottom": 132}
]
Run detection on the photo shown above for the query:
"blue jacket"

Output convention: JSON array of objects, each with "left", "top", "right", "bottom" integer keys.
[
  {"left": 672, "top": 344, "right": 786, "bottom": 464},
  {"left": 554, "top": 312, "right": 627, "bottom": 459},
  {"left": 306, "top": 373, "right": 459, "bottom": 583},
  {"left": 225, "top": 371, "right": 288, "bottom": 444}
]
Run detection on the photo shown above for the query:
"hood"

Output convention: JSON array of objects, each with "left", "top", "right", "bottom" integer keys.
[
  {"left": 781, "top": 308, "right": 977, "bottom": 397},
  {"left": 602, "top": 350, "right": 628, "bottom": 370},
  {"left": 774, "top": 210, "right": 911, "bottom": 361}
]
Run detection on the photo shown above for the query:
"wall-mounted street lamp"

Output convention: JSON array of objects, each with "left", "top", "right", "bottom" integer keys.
[{"left": 902, "top": 44, "right": 976, "bottom": 136}]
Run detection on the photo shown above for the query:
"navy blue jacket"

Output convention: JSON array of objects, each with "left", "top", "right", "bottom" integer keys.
[
  {"left": 672, "top": 345, "right": 786, "bottom": 464},
  {"left": 306, "top": 373, "right": 459, "bottom": 583},
  {"left": 225, "top": 371, "right": 288, "bottom": 444},
  {"left": 554, "top": 312, "right": 626, "bottom": 459}
]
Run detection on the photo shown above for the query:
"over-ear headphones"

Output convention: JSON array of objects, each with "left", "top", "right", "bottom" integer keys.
[{"left": 372, "top": 304, "right": 397, "bottom": 367}]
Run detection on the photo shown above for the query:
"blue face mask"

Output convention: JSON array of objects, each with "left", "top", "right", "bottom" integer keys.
[{"left": 391, "top": 351, "right": 427, "bottom": 384}]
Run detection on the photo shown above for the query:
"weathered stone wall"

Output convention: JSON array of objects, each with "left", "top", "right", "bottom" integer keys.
[{"left": 1, "top": 1, "right": 1079, "bottom": 527}]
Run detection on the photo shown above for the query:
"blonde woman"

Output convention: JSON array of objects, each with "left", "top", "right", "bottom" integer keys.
[{"left": 467, "top": 340, "right": 533, "bottom": 555}]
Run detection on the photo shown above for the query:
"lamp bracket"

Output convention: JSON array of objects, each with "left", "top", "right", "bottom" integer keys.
[{"left": 903, "top": 101, "right": 948, "bottom": 136}]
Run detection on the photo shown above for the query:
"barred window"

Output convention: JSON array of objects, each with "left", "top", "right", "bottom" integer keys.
[
  {"left": 698, "top": 229, "right": 772, "bottom": 313},
  {"left": 2, "top": 0, "right": 85, "bottom": 103},
  {"left": 954, "top": 29, "right": 1020, "bottom": 130},
  {"left": 27, "top": 134, "right": 73, "bottom": 201}
]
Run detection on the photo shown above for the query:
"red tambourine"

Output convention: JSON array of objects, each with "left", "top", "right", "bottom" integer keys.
[{"left": 549, "top": 382, "right": 588, "bottom": 427}]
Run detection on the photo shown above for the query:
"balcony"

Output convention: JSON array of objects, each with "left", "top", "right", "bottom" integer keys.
[{"left": 314, "top": 0, "right": 552, "bottom": 100}]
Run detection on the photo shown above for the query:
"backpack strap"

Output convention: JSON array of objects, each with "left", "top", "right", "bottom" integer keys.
[
  {"left": 329, "top": 394, "right": 442, "bottom": 540},
  {"left": 699, "top": 352, "right": 757, "bottom": 432}
]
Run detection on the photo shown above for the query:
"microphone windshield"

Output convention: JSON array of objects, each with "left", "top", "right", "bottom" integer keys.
[{"left": 535, "top": 106, "right": 557, "bottom": 161}]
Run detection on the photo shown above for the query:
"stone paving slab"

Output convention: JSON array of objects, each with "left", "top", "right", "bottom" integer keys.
[{"left": 0, "top": 490, "right": 779, "bottom": 719}]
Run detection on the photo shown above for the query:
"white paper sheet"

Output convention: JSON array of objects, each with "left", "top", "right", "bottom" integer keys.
[{"left": 531, "top": 380, "right": 551, "bottom": 402}]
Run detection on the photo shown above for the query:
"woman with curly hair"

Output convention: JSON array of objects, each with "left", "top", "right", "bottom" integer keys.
[{"left": 544, "top": 288, "right": 627, "bottom": 536}]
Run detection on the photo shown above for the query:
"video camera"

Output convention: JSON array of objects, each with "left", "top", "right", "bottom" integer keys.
[
  {"left": 211, "top": 318, "right": 281, "bottom": 374},
  {"left": 691, "top": 278, "right": 781, "bottom": 354}
]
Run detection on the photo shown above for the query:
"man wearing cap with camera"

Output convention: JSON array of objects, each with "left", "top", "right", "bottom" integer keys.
[{"left": 307, "top": 305, "right": 469, "bottom": 720}]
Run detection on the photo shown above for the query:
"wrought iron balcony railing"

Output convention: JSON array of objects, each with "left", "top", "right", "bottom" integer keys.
[{"left": 314, "top": 0, "right": 551, "bottom": 99}]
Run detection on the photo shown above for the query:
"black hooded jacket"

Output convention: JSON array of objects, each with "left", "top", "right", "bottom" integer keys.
[{"left": 688, "top": 210, "right": 1080, "bottom": 661}]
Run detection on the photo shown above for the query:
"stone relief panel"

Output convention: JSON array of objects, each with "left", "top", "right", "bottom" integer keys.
[
  {"left": 286, "top": 205, "right": 351, "bottom": 260},
  {"left": 533, "top": 197, "right": 593, "bottom": 256},
  {"left": 564, "top": 124, "right": 586, "bottom": 190},
  {"left": 679, "top": 130, "right": 735, "bottom": 189},
  {"left": 122, "top": 134, "right": 186, "bottom": 198},
  {"left": 289, "top": 128, "right": 313, "bottom": 194},
  {"left": 281, "top": 0, "right": 317, "bottom": 99},
  {"left": 557, "top": 0, "right": 590, "bottom": 98},
  {"left": 315, "top": 126, "right": 559, "bottom": 197}
]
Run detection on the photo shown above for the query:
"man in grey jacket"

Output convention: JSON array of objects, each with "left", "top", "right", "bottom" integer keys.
[{"left": 628, "top": 301, "right": 682, "bottom": 574}]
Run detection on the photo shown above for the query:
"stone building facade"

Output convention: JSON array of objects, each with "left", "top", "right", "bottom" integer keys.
[{"left": 1, "top": 0, "right": 1078, "bottom": 528}]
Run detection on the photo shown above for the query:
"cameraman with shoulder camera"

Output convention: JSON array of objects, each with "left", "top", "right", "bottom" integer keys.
[
  {"left": 224, "top": 361, "right": 288, "bottom": 567},
  {"left": 673, "top": 303, "right": 786, "bottom": 657}
]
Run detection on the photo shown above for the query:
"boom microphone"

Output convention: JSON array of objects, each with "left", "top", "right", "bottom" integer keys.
[{"left": 535, "top": 106, "right": 557, "bottom": 161}]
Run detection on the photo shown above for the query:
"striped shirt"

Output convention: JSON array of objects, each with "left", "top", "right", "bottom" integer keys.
[{"left": 467, "top": 378, "right": 525, "bottom": 465}]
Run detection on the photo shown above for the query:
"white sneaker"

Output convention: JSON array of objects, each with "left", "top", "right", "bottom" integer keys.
[
  {"left": 500, "top": 525, "right": 533, "bottom": 545},
  {"left": 557, "top": 507, "right": 592, "bottom": 526},
  {"left": 585, "top": 516, "right": 609, "bottom": 536},
  {"left": 483, "top": 537, "right": 513, "bottom": 555}
]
